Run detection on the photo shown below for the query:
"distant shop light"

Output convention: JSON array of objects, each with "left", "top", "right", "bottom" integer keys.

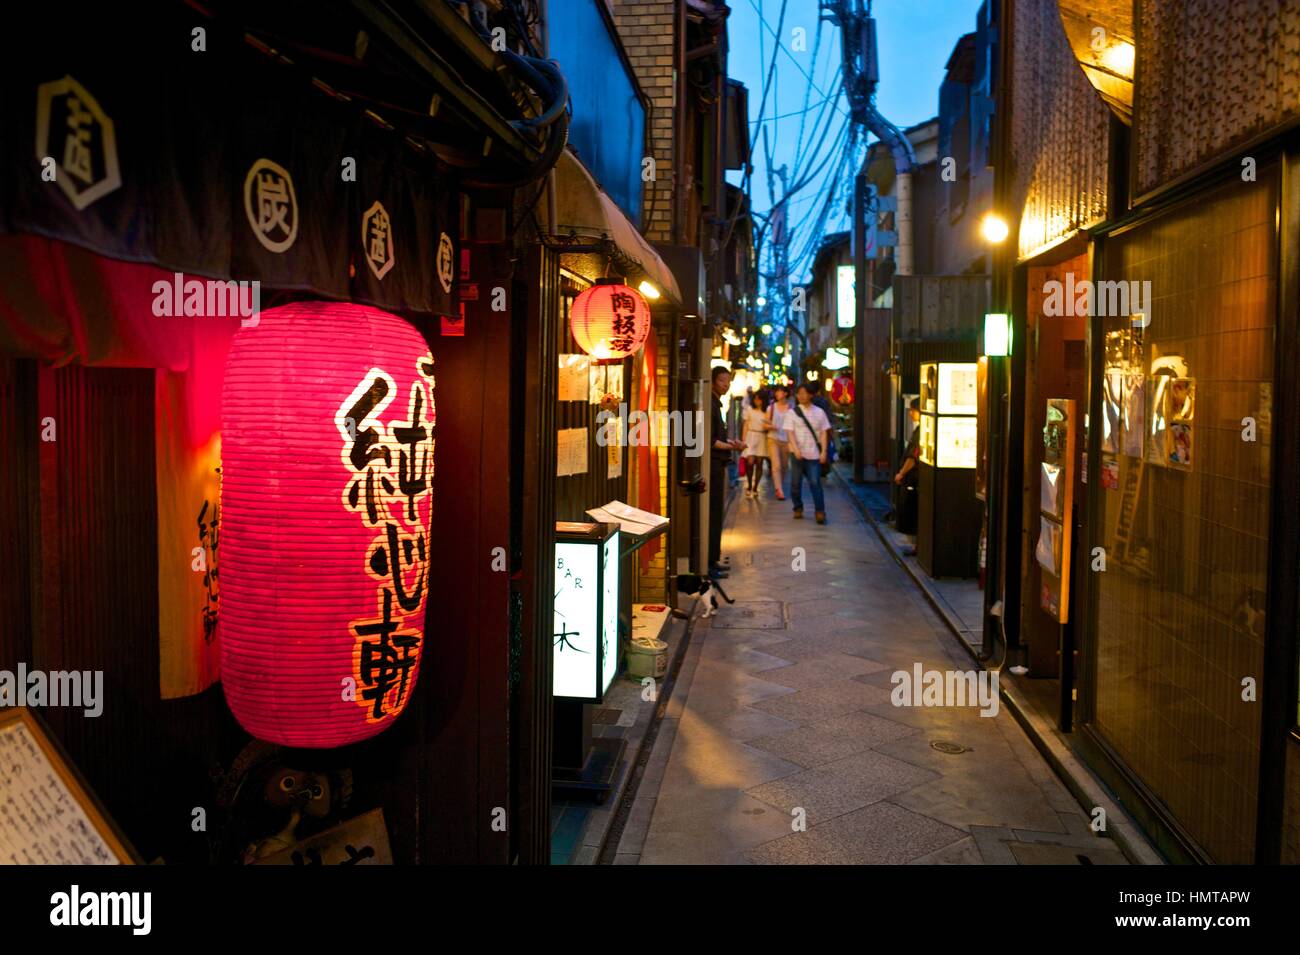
[
  {"left": 984, "top": 312, "right": 1012, "bottom": 357},
  {"left": 781, "top": 354, "right": 792, "bottom": 367},
  {"left": 823, "top": 347, "right": 851, "bottom": 370},
  {"left": 774, "top": 344, "right": 784, "bottom": 355},
  {"left": 757, "top": 296, "right": 767, "bottom": 308},
  {"left": 760, "top": 323, "right": 772, "bottom": 335},
  {"left": 980, "top": 213, "right": 1009, "bottom": 244}
]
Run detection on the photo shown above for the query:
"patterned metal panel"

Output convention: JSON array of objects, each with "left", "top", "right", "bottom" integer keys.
[
  {"left": 1010, "top": 0, "right": 1112, "bottom": 260},
  {"left": 1135, "top": 0, "right": 1300, "bottom": 196}
]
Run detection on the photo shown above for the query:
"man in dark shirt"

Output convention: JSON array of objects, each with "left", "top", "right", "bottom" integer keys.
[{"left": 709, "top": 366, "right": 744, "bottom": 577}]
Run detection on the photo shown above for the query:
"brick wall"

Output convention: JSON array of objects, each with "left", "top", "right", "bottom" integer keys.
[{"left": 613, "top": 0, "right": 677, "bottom": 242}]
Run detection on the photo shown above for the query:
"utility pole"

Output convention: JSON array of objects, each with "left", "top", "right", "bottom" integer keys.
[
  {"left": 823, "top": 0, "right": 915, "bottom": 483},
  {"left": 774, "top": 164, "right": 793, "bottom": 374}
]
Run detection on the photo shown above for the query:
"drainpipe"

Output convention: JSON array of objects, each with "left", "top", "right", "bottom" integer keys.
[{"left": 847, "top": 6, "right": 915, "bottom": 482}]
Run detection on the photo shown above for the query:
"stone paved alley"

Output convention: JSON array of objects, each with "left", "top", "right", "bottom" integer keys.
[{"left": 615, "top": 475, "right": 1129, "bottom": 865}]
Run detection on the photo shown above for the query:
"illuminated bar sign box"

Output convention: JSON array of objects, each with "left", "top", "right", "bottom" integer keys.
[
  {"left": 553, "top": 522, "right": 621, "bottom": 702},
  {"left": 836, "top": 264, "right": 856, "bottom": 328}
]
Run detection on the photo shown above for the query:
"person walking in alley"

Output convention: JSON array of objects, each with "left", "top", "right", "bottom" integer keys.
[
  {"left": 709, "top": 366, "right": 744, "bottom": 577},
  {"left": 787, "top": 383, "right": 831, "bottom": 524},
  {"left": 742, "top": 392, "right": 770, "bottom": 497},
  {"left": 766, "top": 383, "right": 791, "bottom": 500},
  {"left": 808, "top": 379, "right": 837, "bottom": 467}
]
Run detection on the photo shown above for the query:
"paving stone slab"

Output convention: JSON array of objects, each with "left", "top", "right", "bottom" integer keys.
[{"left": 747, "top": 802, "right": 968, "bottom": 865}]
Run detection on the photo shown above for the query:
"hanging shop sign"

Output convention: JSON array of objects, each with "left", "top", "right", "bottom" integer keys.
[
  {"left": 221, "top": 302, "right": 435, "bottom": 747},
  {"left": 570, "top": 284, "right": 651, "bottom": 361},
  {"left": 0, "top": 13, "right": 456, "bottom": 318},
  {"left": 836, "top": 264, "right": 856, "bottom": 328},
  {"left": 553, "top": 522, "right": 620, "bottom": 702}
]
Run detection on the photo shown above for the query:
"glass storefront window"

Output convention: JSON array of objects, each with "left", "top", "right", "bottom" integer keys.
[{"left": 1090, "top": 173, "right": 1277, "bottom": 864}]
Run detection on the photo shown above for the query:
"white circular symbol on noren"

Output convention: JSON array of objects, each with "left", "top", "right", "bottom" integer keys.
[
  {"left": 436, "top": 232, "right": 454, "bottom": 294},
  {"left": 243, "top": 158, "right": 298, "bottom": 253},
  {"left": 361, "top": 200, "right": 395, "bottom": 280}
]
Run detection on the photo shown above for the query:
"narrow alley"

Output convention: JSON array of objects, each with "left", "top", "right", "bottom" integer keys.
[{"left": 617, "top": 477, "right": 1127, "bottom": 865}]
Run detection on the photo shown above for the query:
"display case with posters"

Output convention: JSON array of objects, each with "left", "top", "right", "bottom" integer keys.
[{"left": 915, "top": 361, "right": 982, "bottom": 578}]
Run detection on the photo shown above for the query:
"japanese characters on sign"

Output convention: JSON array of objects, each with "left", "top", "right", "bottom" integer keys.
[
  {"left": 553, "top": 525, "right": 620, "bottom": 701},
  {"left": 337, "top": 354, "right": 436, "bottom": 725},
  {"left": 243, "top": 157, "right": 299, "bottom": 253},
  {"left": 34, "top": 75, "right": 122, "bottom": 211},
  {"left": 362, "top": 200, "right": 395, "bottom": 280}
]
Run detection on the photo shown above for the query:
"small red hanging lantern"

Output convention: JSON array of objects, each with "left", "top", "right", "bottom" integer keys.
[
  {"left": 220, "top": 302, "right": 434, "bottom": 748},
  {"left": 570, "top": 283, "right": 651, "bottom": 361},
  {"left": 831, "top": 372, "right": 855, "bottom": 405}
]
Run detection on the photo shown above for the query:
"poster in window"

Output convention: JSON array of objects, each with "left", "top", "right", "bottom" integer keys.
[
  {"left": 1166, "top": 378, "right": 1194, "bottom": 470},
  {"left": 1123, "top": 372, "right": 1145, "bottom": 458},
  {"left": 920, "top": 363, "right": 938, "bottom": 413},
  {"left": 1101, "top": 368, "right": 1122, "bottom": 454},
  {"left": 1040, "top": 461, "right": 1063, "bottom": 518},
  {"left": 1035, "top": 517, "right": 1062, "bottom": 576}
]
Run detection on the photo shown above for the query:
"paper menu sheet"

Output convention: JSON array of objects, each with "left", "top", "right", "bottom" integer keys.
[
  {"left": 556, "top": 427, "right": 588, "bottom": 477},
  {"left": 0, "top": 719, "right": 119, "bottom": 865},
  {"left": 586, "top": 500, "right": 668, "bottom": 537},
  {"left": 558, "top": 354, "right": 591, "bottom": 402}
]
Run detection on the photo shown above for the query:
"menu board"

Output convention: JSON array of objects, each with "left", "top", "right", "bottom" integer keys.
[
  {"left": 0, "top": 708, "right": 133, "bottom": 865},
  {"left": 937, "top": 362, "right": 979, "bottom": 415},
  {"left": 936, "top": 416, "right": 978, "bottom": 469}
]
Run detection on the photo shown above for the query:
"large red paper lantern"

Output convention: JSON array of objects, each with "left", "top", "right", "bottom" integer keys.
[
  {"left": 220, "top": 302, "right": 435, "bottom": 748},
  {"left": 570, "top": 283, "right": 651, "bottom": 360}
]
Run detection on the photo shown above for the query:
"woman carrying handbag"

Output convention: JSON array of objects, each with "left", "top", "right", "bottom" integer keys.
[{"left": 765, "top": 383, "right": 792, "bottom": 500}]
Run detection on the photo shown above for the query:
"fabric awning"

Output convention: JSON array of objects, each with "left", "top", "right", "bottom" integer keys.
[{"left": 552, "top": 150, "right": 682, "bottom": 307}]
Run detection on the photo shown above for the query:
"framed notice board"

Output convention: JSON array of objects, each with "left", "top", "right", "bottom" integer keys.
[{"left": 0, "top": 707, "right": 137, "bottom": 864}]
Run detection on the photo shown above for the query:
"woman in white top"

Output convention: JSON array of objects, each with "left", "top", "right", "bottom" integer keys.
[
  {"left": 765, "top": 384, "right": 791, "bottom": 500},
  {"left": 741, "top": 393, "right": 770, "bottom": 497}
]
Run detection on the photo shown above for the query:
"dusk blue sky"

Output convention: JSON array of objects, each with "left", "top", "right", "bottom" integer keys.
[{"left": 723, "top": 0, "right": 984, "bottom": 285}]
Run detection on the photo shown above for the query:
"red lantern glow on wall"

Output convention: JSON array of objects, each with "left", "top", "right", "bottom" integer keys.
[
  {"left": 569, "top": 283, "right": 651, "bottom": 361},
  {"left": 220, "top": 302, "right": 435, "bottom": 748}
]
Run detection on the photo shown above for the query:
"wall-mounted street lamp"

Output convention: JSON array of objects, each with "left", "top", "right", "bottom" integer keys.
[
  {"left": 980, "top": 212, "right": 1009, "bottom": 244},
  {"left": 983, "top": 312, "right": 1012, "bottom": 357}
]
